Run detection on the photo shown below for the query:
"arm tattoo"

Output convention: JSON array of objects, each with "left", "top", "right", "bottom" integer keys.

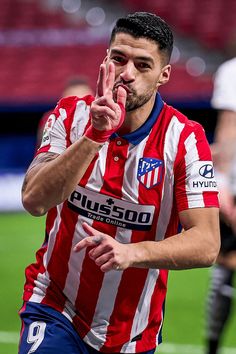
[
  {"left": 22, "top": 152, "right": 58, "bottom": 193},
  {"left": 28, "top": 152, "right": 59, "bottom": 171}
]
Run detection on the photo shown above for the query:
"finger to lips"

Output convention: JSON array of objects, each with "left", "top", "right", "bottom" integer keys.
[{"left": 116, "top": 86, "right": 127, "bottom": 108}]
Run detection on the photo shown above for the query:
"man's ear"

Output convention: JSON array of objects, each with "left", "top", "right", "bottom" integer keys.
[
  {"left": 157, "top": 64, "right": 171, "bottom": 87},
  {"left": 102, "top": 51, "right": 109, "bottom": 64}
]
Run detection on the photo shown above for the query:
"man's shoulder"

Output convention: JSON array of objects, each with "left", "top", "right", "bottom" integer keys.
[
  {"left": 57, "top": 94, "right": 94, "bottom": 109},
  {"left": 53, "top": 94, "right": 95, "bottom": 121},
  {"left": 164, "top": 103, "right": 202, "bottom": 130}
]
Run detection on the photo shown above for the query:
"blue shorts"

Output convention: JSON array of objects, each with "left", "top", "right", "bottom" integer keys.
[{"left": 18, "top": 302, "right": 156, "bottom": 354}]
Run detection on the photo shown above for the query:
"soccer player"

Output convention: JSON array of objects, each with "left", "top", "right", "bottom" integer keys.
[
  {"left": 205, "top": 56, "right": 236, "bottom": 354},
  {"left": 19, "top": 12, "right": 220, "bottom": 354}
]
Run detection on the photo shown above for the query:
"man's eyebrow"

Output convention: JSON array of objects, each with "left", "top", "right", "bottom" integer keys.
[{"left": 110, "top": 49, "right": 154, "bottom": 65}]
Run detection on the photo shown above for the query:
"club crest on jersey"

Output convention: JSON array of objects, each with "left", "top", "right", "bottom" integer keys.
[{"left": 137, "top": 158, "right": 164, "bottom": 189}]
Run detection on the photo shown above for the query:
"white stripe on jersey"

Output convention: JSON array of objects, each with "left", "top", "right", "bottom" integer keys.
[
  {"left": 62, "top": 217, "right": 90, "bottom": 305},
  {"left": 121, "top": 268, "right": 160, "bottom": 353},
  {"left": 62, "top": 300, "right": 74, "bottom": 323},
  {"left": 47, "top": 109, "right": 67, "bottom": 154},
  {"left": 122, "top": 137, "right": 149, "bottom": 203},
  {"left": 155, "top": 308, "right": 164, "bottom": 345},
  {"left": 85, "top": 142, "right": 109, "bottom": 192},
  {"left": 70, "top": 100, "right": 91, "bottom": 143},
  {"left": 120, "top": 342, "right": 136, "bottom": 353},
  {"left": 156, "top": 116, "right": 185, "bottom": 241}
]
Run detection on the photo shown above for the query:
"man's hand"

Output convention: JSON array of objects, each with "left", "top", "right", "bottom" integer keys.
[
  {"left": 84, "top": 62, "right": 127, "bottom": 143},
  {"left": 73, "top": 222, "right": 131, "bottom": 272}
]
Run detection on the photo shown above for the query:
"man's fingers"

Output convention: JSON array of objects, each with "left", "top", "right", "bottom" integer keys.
[
  {"left": 72, "top": 222, "right": 105, "bottom": 252},
  {"left": 105, "top": 62, "right": 115, "bottom": 94},
  {"left": 116, "top": 86, "right": 127, "bottom": 109},
  {"left": 82, "top": 222, "right": 101, "bottom": 236},
  {"left": 73, "top": 234, "right": 104, "bottom": 252},
  {"left": 96, "top": 64, "right": 106, "bottom": 98}
]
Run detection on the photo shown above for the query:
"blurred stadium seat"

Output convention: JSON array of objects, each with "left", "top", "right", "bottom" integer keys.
[{"left": 0, "top": 0, "right": 235, "bottom": 106}]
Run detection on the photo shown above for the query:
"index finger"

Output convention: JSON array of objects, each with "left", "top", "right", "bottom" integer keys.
[
  {"left": 73, "top": 235, "right": 103, "bottom": 252},
  {"left": 96, "top": 64, "right": 106, "bottom": 98},
  {"left": 105, "top": 62, "right": 115, "bottom": 95}
]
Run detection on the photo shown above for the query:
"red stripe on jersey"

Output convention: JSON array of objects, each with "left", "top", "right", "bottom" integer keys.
[
  {"left": 164, "top": 202, "right": 180, "bottom": 239},
  {"left": 203, "top": 190, "right": 219, "bottom": 207},
  {"left": 23, "top": 209, "right": 58, "bottom": 301},
  {"left": 100, "top": 268, "right": 149, "bottom": 352},
  {"left": 42, "top": 202, "right": 78, "bottom": 311},
  {"left": 23, "top": 244, "right": 47, "bottom": 301},
  {"left": 74, "top": 139, "right": 129, "bottom": 339},
  {"left": 79, "top": 154, "right": 99, "bottom": 187},
  {"left": 45, "top": 207, "right": 57, "bottom": 236},
  {"left": 102, "top": 138, "right": 129, "bottom": 197},
  {"left": 136, "top": 269, "right": 168, "bottom": 352}
]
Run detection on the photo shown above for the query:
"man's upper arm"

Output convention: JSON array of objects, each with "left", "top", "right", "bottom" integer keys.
[
  {"left": 179, "top": 207, "right": 219, "bottom": 232},
  {"left": 179, "top": 207, "right": 220, "bottom": 257},
  {"left": 22, "top": 152, "right": 59, "bottom": 193}
]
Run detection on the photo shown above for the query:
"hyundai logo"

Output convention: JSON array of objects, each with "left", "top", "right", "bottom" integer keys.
[{"left": 199, "top": 164, "right": 214, "bottom": 179}]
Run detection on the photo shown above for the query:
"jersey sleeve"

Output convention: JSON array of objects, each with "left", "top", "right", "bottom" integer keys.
[
  {"left": 174, "top": 122, "right": 219, "bottom": 211},
  {"left": 36, "top": 95, "right": 93, "bottom": 156}
]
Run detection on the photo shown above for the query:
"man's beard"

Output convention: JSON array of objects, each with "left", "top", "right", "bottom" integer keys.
[
  {"left": 113, "top": 87, "right": 153, "bottom": 112},
  {"left": 125, "top": 91, "right": 153, "bottom": 112}
]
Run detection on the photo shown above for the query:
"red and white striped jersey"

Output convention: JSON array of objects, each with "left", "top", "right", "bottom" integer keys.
[{"left": 23, "top": 93, "right": 219, "bottom": 353}]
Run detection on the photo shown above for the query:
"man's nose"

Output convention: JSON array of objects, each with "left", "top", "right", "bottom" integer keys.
[{"left": 120, "top": 62, "right": 135, "bottom": 82}]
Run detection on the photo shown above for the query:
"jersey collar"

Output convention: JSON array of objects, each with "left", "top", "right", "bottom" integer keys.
[{"left": 111, "top": 93, "right": 164, "bottom": 145}]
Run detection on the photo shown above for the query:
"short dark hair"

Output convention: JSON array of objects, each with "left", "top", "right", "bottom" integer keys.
[{"left": 110, "top": 12, "right": 173, "bottom": 63}]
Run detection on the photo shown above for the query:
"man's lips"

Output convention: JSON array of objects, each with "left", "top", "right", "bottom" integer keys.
[{"left": 114, "top": 83, "right": 132, "bottom": 94}]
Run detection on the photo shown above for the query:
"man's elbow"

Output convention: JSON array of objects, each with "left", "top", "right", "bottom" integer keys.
[
  {"left": 201, "top": 239, "right": 221, "bottom": 267},
  {"left": 22, "top": 192, "right": 47, "bottom": 217}
]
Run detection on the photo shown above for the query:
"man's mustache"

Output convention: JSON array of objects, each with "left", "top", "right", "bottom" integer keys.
[{"left": 113, "top": 81, "right": 134, "bottom": 94}]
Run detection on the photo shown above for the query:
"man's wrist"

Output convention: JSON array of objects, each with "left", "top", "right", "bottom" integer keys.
[
  {"left": 84, "top": 125, "right": 114, "bottom": 143},
  {"left": 82, "top": 135, "right": 104, "bottom": 149}
]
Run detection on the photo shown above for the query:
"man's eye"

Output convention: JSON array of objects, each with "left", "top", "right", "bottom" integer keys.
[
  {"left": 112, "top": 56, "right": 124, "bottom": 63},
  {"left": 138, "top": 63, "right": 150, "bottom": 69}
]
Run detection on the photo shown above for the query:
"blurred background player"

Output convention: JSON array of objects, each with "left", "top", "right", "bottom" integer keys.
[
  {"left": 205, "top": 53, "right": 236, "bottom": 354},
  {"left": 36, "top": 76, "right": 93, "bottom": 149}
]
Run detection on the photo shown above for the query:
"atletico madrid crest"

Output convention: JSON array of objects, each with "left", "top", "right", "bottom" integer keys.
[{"left": 137, "top": 158, "right": 164, "bottom": 189}]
